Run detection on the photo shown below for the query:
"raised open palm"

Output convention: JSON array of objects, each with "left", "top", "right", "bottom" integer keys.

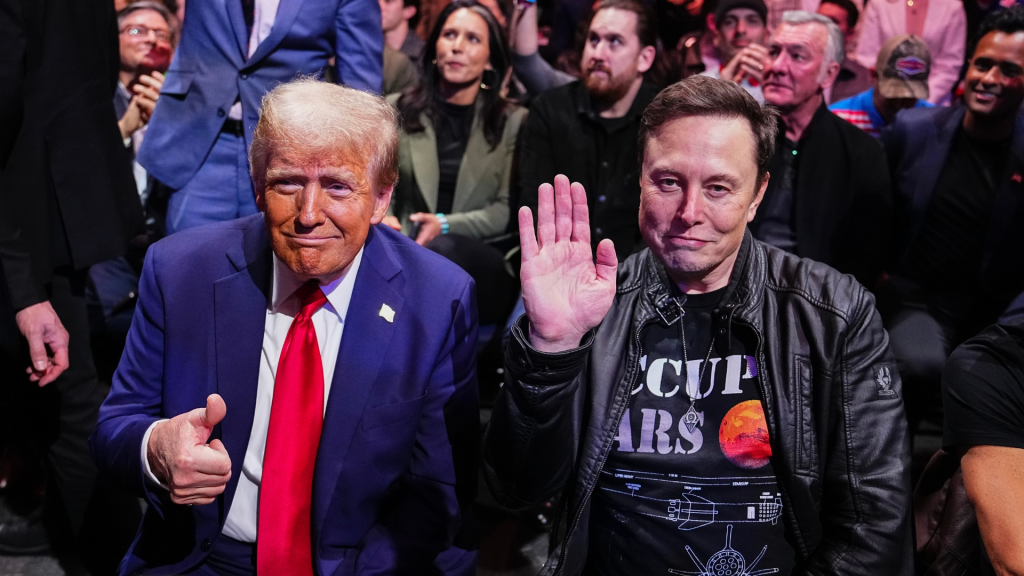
[{"left": 519, "top": 175, "right": 618, "bottom": 353}]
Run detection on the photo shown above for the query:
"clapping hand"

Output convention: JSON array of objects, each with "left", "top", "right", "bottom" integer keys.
[{"left": 518, "top": 175, "right": 618, "bottom": 353}]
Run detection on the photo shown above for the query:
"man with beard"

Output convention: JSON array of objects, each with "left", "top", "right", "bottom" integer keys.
[
  {"left": 751, "top": 10, "right": 892, "bottom": 288},
  {"left": 701, "top": 0, "right": 770, "bottom": 103},
  {"left": 881, "top": 6, "right": 1024, "bottom": 433},
  {"left": 518, "top": 0, "right": 657, "bottom": 259}
]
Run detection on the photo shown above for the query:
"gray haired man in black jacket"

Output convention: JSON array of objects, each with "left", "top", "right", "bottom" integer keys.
[{"left": 484, "top": 75, "right": 913, "bottom": 575}]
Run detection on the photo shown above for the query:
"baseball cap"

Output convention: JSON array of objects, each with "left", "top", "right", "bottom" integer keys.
[
  {"left": 714, "top": 0, "right": 768, "bottom": 26},
  {"left": 876, "top": 34, "right": 931, "bottom": 100}
]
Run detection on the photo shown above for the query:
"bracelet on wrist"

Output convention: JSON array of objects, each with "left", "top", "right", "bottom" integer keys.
[{"left": 436, "top": 213, "right": 449, "bottom": 234}]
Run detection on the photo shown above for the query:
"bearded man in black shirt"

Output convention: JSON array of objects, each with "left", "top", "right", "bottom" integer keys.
[
  {"left": 881, "top": 6, "right": 1024, "bottom": 433},
  {"left": 484, "top": 76, "right": 913, "bottom": 576}
]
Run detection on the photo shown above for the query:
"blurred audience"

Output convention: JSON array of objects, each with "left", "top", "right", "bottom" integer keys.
[
  {"left": 752, "top": 10, "right": 892, "bottom": 287},
  {"left": 701, "top": 0, "right": 770, "bottom": 103},
  {"left": 388, "top": 0, "right": 526, "bottom": 323},
  {"left": 137, "top": 0, "right": 384, "bottom": 235},
  {"left": 831, "top": 34, "right": 934, "bottom": 136},
  {"left": 518, "top": 0, "right": 658, "bottom": 259},
  {"left": 855, "top": 0, "right": 966, "bottom": 104},
  {"left": 383, "top": 46, "right": 420, "bottom": 95},
  {"left": 0, "top": 0, "right": 143, "bottom": 569},
  {"left": 881, "top": 5, "right": 1024, "bottom": 432},
  {"left": 942, "top": 318, "right": 1024, "bottom": 576},
  {"left": 512, "top": 2, "right": 576, "bottom": 95},
  {"left": 381, "top": 0, "right": 425, "bottom": 60},
  {"left": 817, "top": 0, "right": 872, "bottom": 103}
]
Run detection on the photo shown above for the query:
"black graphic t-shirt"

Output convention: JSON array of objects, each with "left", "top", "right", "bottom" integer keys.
[{"left": 587, "top": 287, "right": 796, "bottom": 576}]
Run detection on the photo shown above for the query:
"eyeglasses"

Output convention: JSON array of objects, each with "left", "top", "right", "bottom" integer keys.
[{"left": 121, "top": 24, "right": 172, "bottom": 44}]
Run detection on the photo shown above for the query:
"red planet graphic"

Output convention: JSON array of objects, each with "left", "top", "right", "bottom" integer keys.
[{"left": 719, "top": 400, "right": 772, "bottom": 469}]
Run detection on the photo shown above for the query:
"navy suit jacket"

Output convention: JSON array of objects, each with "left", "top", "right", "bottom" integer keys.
[
  {"left": 137, "top": 0, "right": 383, "bottom": 189},
  {"left": 90, "top": 215, "right": 479, "bottom": 576},
  {"left": 882, "top": 105, "right": 1024, "bottom": 320}
]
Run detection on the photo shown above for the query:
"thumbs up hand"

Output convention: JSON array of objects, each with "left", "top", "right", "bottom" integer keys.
[{"left": 147, "top": 394, "right": 233, "bottom": 506}]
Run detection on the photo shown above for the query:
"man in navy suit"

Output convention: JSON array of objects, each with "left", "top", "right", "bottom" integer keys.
[
  {"left": 138, "top": 0, "right": 384, "bottom": 235},
  {"left": 91, "top": 79, "right": 478, "bottom": 576},
  {"left": 881, "top": 5, "right": 1024, "bottom": 432}
]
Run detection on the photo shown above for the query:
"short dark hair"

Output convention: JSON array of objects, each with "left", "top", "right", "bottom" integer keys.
[
  {"left": 639, "top": 75, "right": 778, "bottom": 187},
  {"left": 118, "top": 1, "right": 178, "bottom": 45},
  {"left": 403, "top": 0, "right": 421, "bottom": 29},
  {"left": 820, "top": 0, "right": 859, "bottom": 29},
  {"left": 975, "top": 5, "right": 1024, "bottom": 53},
  {"left": 588, "top": 0, "right": 658, "bottom": 48}
]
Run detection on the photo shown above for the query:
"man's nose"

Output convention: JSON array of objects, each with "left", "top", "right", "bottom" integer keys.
[
  {"left": 980, "top": 65, "right": 1002, "bottom": 86},
  {"left": 297, "top": 187, "right": 327, "bottom": 228},
  {"left": 678, "top": 189, "right": 705, "bottom": 225},
  {"left": 735, "top": 20, "right": 747, "bottom": 36}
]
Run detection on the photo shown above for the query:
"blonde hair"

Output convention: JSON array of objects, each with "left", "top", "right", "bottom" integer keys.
[{"left": 249, "top": 77, "right": 400, "bottom": 194}]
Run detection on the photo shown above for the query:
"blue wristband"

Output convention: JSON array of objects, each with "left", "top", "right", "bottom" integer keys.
[{"left": 436, "top": 213, "right": 449, "bottom": 234}]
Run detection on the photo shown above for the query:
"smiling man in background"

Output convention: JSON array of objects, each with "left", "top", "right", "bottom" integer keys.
[
  {"left": 881, "top": 6, "right": 1024, "bottom": 435},
  {"left": 701, "top": 0, "right": 770, "bottom": 103}
]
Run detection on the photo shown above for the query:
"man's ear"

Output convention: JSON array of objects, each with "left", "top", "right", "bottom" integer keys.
[
  {"left": 402, "top": 5, "right": 417, "bottom": 21},
  {"left": 820, "top": 60, "right": 841, "bottom": 90},
  {"left": 370, "top": 185, "right": 395, "bottom": 224},
  {"left": 255, "top": 183, "right": 268, "bottom": 212},
  {"left": 637, "top": 44, "right": 657, "bottom": 73},
  {"left": 747, "top": 172, "right": 769, "bottom": 222}
]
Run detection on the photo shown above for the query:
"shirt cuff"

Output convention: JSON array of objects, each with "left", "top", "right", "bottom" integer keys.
[
  {"left": 505, "top": 314, "right": 594, "bottom": 382},
  {"left": 141, "top": 419, "right": 171, "bottom": 491}
]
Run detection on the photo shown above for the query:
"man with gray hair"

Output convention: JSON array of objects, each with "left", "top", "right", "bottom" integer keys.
[
  {"left": 752, "top": 10, "right": 893, "bottom": 289},
  {"left": 90, "top": 78, "right": 479, "bottom": 576}
]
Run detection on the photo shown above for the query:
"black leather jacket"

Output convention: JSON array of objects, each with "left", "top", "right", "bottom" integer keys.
[{"left": 484, "top": 233, "right": 914, "bottom": 575}]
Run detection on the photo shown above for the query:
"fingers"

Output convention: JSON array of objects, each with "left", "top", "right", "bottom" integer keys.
[
  {"left": 169, "top": 483, "right": 228, "bottom": 506},
  {"left": 518, "top": 206, "right": 539, "bottom": 260},
  {"left": 38, "top": 327, "right": 70, "bottom": 387},
  {"left": 554, "top": 175, "right": 573, "bottom": 242},
  {"left": 408, "top": 212, "right": 424, "bottom": 222},
  {"left": 25, "top": 328, "right": 49, "bottom": 374},
  {"left": 137, "top": 73, "right": 163, "bottom": 90},
  {"left": 536, "top": 182, "right": 555, "bottom": 248},
  {"left": 569, "top": 181, "right": 591, "bottom": 246},
  {"left": 190, "top": 443, "right": 233, "bottom": 476},
  {"left": 595, "top": 239, "right": 618, "bottom": 282}
]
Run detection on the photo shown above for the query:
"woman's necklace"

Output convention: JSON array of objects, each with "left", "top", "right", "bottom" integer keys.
[{"left": 679, "top": 308, "right": 716, "bottom": 434}]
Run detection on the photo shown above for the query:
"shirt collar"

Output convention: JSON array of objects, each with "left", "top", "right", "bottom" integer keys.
[{"left": 270, "top": 246, "right": 364, "bottom": 320}]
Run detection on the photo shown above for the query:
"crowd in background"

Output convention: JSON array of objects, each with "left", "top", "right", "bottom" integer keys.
[{"left": 2, "top": 0, "right": 1024, "bottom": 571}]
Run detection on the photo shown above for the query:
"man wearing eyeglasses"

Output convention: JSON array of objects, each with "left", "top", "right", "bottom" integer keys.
[{"left": 116, "top": 2, "right": 175, "bottom": 147}]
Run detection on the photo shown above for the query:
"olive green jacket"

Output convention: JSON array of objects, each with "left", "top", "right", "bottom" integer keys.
[{"left": 387, "top": 93, "right": 527, "bottom": 240}]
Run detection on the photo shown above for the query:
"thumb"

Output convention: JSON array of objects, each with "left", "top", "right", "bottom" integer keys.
[
  {"left": 187, "top": 394, "right": 227, "bottom": 435},
  {"left": 595, "top": 239, "right": 618, "bottom": 283},
  {"left": 408, "top": 213, "right": 423, "bottom": 222}
]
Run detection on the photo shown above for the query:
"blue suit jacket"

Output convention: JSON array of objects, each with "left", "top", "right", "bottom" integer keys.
[
  {"left": 136, "top": 0, "right": 383, "bottom": 189},
  {"left": 90, "top": 215, "right": 479, "bottom": 576},
  {"left": 882, "top": 105, "right": 1024, "bottom": 315}
]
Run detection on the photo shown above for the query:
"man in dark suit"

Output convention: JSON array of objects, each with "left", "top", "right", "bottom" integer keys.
[
  {"left": 91, "top": 79, "right": 479, "bottom": 576},
  {"left": 0, "top": 0, "right": 144, "bottom": 562},
  {"left": 881, "top": 6, "right": 1024, "bottom": 431},
  {"left": 138, "top": 0, "right": 384, "bottom": 235},
  {"left": 752, "top": 10, "right": 892, "bottom": 288}
]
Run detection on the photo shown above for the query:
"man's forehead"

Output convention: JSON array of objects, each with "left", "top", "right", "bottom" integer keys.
[
  {"left": 975, "top": 30, "right": 1024, "bottom": 61},
  {"left": 124, "top": 9, "right": 169, "bottom": 28},
  {"left": 590, "top": 8, "right": 639, "bottom": 38},
  {"left": 268, "top": 144, "right": 370, "bottom": 175},
  {"left": 771, "top": 23, "right": 825, "bottom": 50},
  {"left": 645, "top": 116, "right": 759, "bottom": 173},
  {"left": 722, "top": 8, "right": 763, "bottom": 22}
]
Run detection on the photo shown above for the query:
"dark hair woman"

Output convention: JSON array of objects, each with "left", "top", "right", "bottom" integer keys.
[{"left": 384, "top": 0, "right": 526, "bottom": 324}]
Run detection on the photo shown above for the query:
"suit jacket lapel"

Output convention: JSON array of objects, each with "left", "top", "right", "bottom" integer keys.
[
  {"left": 312, "top": 226, "right": 405, "bottom": 545},
  {"left": 981, "top": 113, "right": 1024, "bottom": 275},
  {"left": 214, "top": 216, "right": 273, "bottom": 519},
  {"left": 223, "top": 0, "right": 250, "bottom": 64},
  {"left": 409, "top": 117, "right": 440, "bottom": 212},
  {"left": 246, "top": 0, "right": 309, "bottom": 66},
  {"left": 452, "top": 112, "right": 487, "bottom": 214}
]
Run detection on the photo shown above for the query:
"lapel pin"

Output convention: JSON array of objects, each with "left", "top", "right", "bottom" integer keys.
[{"left": 379, "top": 303, "right": 395, "bottom": 323}]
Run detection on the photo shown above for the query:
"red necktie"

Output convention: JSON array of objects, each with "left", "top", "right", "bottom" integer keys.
[{"left": 258, "top": 282, "right": 327, "bottom": 576}]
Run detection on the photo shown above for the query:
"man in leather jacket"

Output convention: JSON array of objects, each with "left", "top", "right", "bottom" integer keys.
[{"left": 484, "top": 76, "right": 913, "bottom": 575}]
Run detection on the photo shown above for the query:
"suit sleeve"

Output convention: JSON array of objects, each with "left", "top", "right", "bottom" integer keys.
[
  {"left": 805, "top": 288, "right": 914, "bottom": 575},
  {"left": 355, "top": 280, "right": 480, "bottom": 576},
  {"left": 89, "top": 242, "right": 168, "bottom": 516},
  {"left": 333, "top": 0, "right": 383, "bottom": 93},
  {"left": 445, "top": 109, "right": 527, "bottom": 239}
]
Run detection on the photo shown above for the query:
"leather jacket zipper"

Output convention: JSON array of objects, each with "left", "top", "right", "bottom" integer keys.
[
  {"left": 734, "top": 316, "right": 807, "bottom": 557},
  {"left": 553, "top": 317, "right": 653, "bottom": 576}
]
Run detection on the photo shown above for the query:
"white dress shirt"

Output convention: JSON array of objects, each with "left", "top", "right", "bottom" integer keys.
[
  {"left": 141, "top": 247, "right": 363, "bottom": 543},
  {"left": 228, "top": 0, "right": 283, "bottom": 120}
]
